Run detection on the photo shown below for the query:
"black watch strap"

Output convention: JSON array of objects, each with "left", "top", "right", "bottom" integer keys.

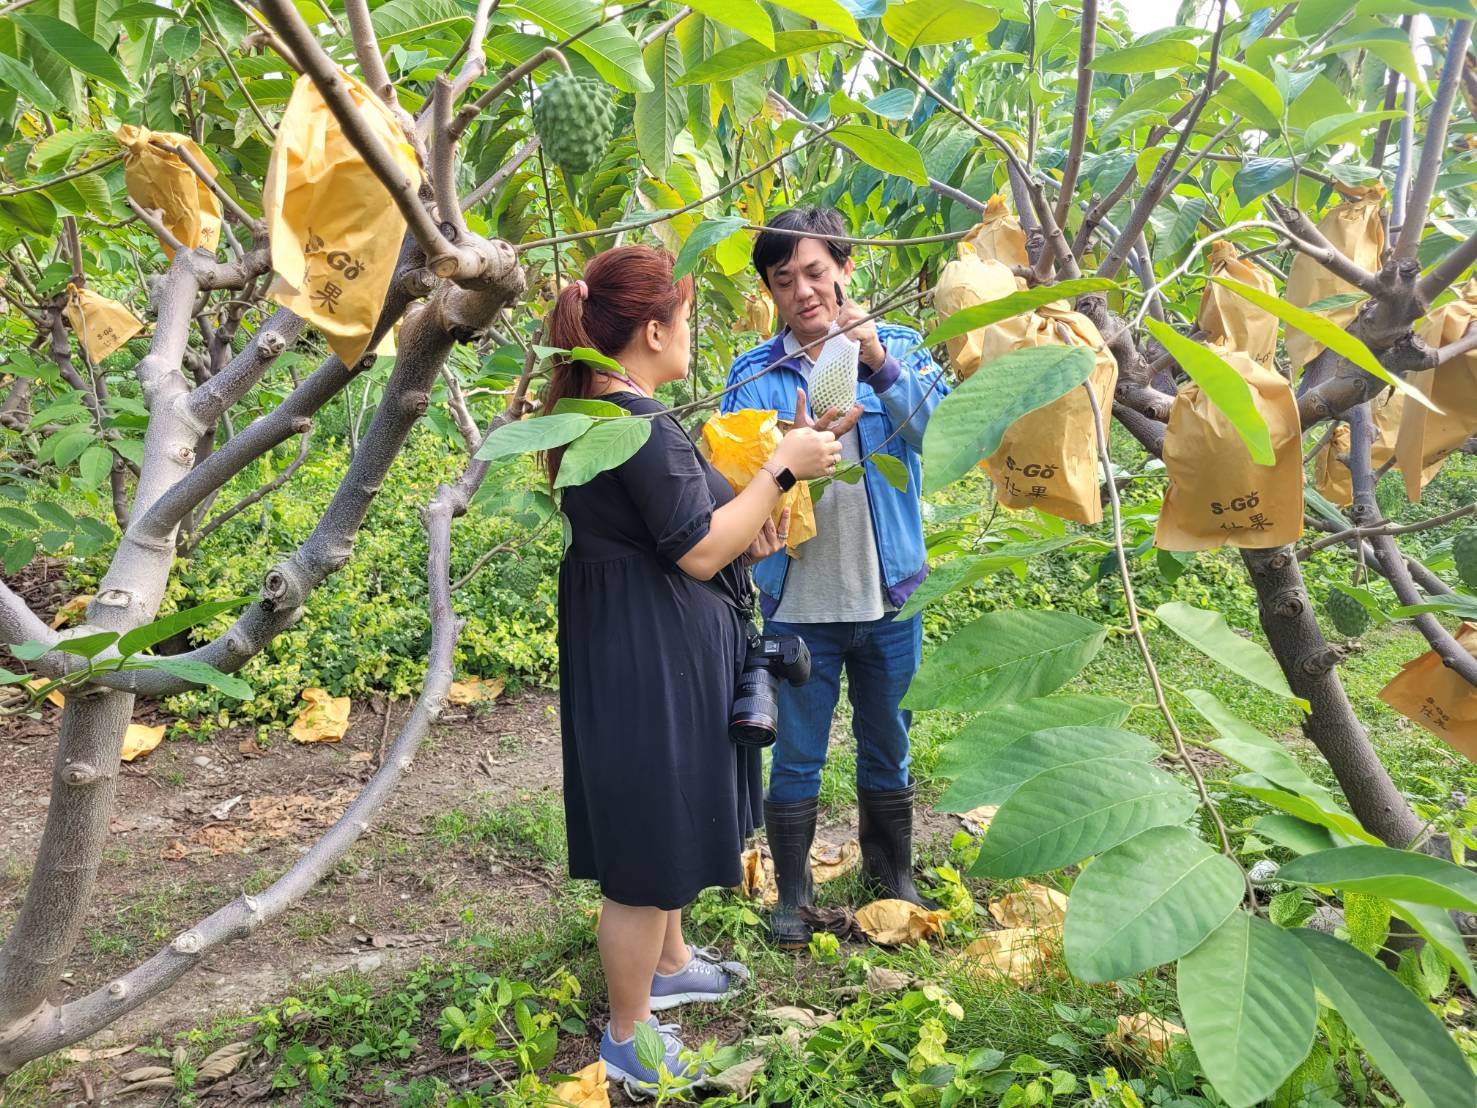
[{"left": 769, "top": 465, "right": 797, "bottom": 492}]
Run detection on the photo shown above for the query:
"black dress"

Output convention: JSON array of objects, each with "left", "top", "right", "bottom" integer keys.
[{"left": 557, "top": 392, "right": 764, "bottom": 909}]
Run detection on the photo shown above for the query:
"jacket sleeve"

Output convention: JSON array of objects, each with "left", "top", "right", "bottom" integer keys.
[
  {"left": 860, "top": 329, "right": 950, "bottom": 453},
  {"left": 722, "top": 357, "right": 770, "bottom": 416}
]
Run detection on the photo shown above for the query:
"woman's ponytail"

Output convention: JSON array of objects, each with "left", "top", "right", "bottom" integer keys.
[{"left": 537, "top": 246, "right": 694, "bottom": 484}]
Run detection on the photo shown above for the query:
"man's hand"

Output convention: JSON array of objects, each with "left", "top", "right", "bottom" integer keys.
[
  {"left": 835, "top": 302, "right": 886, "bottom": 371},
  {"left": 793, "top": 386, "right": 863, "bottom": 437}
]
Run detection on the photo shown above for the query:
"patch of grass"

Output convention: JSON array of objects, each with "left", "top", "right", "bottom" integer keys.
[{"left": 428, "top": 790, "right": 565, "bottom": 867}]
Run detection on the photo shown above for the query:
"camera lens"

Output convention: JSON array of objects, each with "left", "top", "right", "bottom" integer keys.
[{"left": 730, "top": 661, "right": 780, "bottom": 747}]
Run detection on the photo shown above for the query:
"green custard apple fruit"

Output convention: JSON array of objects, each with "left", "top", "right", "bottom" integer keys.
[
  {"left": 1454, "top": 526, "right": 1477, "bottom": 591},
  {"left": 1324, "top": 587, "right": 1370, "bottom": 638},
  {"left": 532, "top": 75, "right": 616, "bottom": 177}
]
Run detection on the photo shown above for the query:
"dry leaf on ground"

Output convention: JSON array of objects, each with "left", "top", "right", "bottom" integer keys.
[
  {"left": 959, "top": 805, "right": 998, "bottom": 836},
  {"left": 447, "top": 675, "right": 506, "bottom": 705},
  {"left": 856, "top": 899, "right": 949, "bottom": 946},
  {"left": 161, "top": 786, "right": 356, "bottom": 859},
  {"left": 955, "top": 927, "right": 1054, "bottom": 985},
  {"left": 120, "top": 723, "right": 166, "bottom": 762},
  {"left": 61, "top": 1043, "right": 136, "bottom": 1062},
  {"left": 737, "top": 845, "right": 778, "bottom": 905},
  {"left": 196, "top": 1041, "right": 253, "bottom": 1083},
  {"left": 809, "top": 838, "right": 860, "bottom": 883},
  {"left": 705, "top": 1055, "right": 766, "bottom": 1096},
  {"left": 550, "top": 1059, "right": 610, "bottom": 1107},
  {"left": 865, "top": 965, "right": 916, "bottom": 993},
  {"left": 289, "top": 687, "right": 351, "bottom": 743},
  {"left": 50, "top": 594, "right": 93, "bottom": 628},
  {"left": 761, "top": 1006, "right": 835, "bottom": 1029},
  {"left": 1110, "top": 1012, "right": 1186, "bottom": 1061},
  {"left": 988, "top": 882, "right": 1068, "bottom": 930}
]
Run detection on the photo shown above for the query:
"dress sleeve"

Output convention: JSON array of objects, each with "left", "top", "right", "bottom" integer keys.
[{"left": 619, "top": 403, "right": 717, "bottom": 563}]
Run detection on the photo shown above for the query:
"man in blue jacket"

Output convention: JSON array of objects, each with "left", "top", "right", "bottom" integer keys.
[{"left": 722, "top": 207, "right": 949, "bottom": 948}]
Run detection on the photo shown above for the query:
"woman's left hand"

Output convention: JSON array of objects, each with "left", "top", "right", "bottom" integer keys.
[{"left": 744, "top": 507, "right": 791, "bottom": 562}]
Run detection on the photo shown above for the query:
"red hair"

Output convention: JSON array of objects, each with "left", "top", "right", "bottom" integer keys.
[{"left": 540, "top": 245, "right": 693, "bottom": 483}]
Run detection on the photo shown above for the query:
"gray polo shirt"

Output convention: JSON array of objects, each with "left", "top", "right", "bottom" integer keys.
[{"left": 770, "top": 331, "right": 892, "bottom": 625}]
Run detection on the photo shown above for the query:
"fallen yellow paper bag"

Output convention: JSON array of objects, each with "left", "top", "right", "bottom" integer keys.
[
  {"left": 1110, "top": 1012, "right": 1186, "bottom": 1061},
  {"left": 1377, "top": 621, "right": 1477, "bottom": 763},
  {"left": 981, "top": 301, "right": 1120, "bottom": 525},
  {"left": 1156, "top": 344, "right": 1303, "bottom": 551},
  {"left": 447, "top": 675, "right": 505, "bottom": 705},
  {"left": 289, "top": 687, "right": 351, "bottom": 743},
  {"left": 988, "top": 882, "right": 1068, "bottom": 930},
  {"left": 25, "top": 677, "right": 64, "bottom": 709},
  {"left": 934, "top": 254, "right": 1023, "bottom": 381},
  {"left": 809, "top": 838, "right": 860, "bottom": 884},
  {"left": 960, "top": 194, "right": 1030, "bottom": 270},
  {"left": 1394, "top": 279, "right": 1477, "bottom": 501},
  {"left": 955, "top": 927, "right": 1054, "bottom": 985},
  {"left": 550, "top": 1059, "right": 610, "bottom": 1108},
  {"left": 1285, "top": 185, "right": 1385, "bottom": 369},
  {"left": 265, "top": 71, "right": 420, "bottom": 367},
  {"left": 50, "top": 594, "right": 93, "bottom": 629},
  {"left": 855, "top": 898, "right": 948, "bottom": 946},
  {"left": 120, "top": 723, "right": 165, "bottom": 762},
  {"left": 115, "top": 124, "right": 222, "bottom": 259},
  {"left": 700, "top": 409, "right": 816, "bottom": 550},
  {"left": 65, "top": 284, "right": 144, "bottom": 363},
  {"left": 1197, "top": 242, "right": 1277, "bottom": 367},
  {"left": 737, "top": 845, "right": 778, "bottom": 905}
]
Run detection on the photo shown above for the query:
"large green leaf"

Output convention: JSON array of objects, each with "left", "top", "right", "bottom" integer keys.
[
  {"left": 635, "top": 33, "right": 687, "bottom": 177},
  {"left": 672, "top": 216, "right": 747, "bottom": 281},
  {"left": 904, "top": 609, "right": 1106, "bottom": 713},
  {"left": 1182, "top": 689, "right": 1334, "bottom": 804},
  {"left": 970, "top": 758, "right": 1197, "bottom": 879},
  {"left": 0, "top": 51, "right": 63, "bottom": 110},
  {"left": 475, "top": 413, "right": 594, "bottom": 462},
  {"left": 881, "top": 0, "right": 1000, "bottom": 52},
  {"left": 142, "top": 656, "right": 254, "bottom": 699},
  {"left": 117, "top": 598, "right": 252, "bottom": 658},
  {"left": 921, "top": 345, "right": 1097, "bottom": 494},
  {"left": 1178, "top": 913, "right": 1317, "bottom": 1108},
  {"left": 1254, "top": 813, "right": 1338, "bottom": 856},
  {"left": 1144, "top": 319, "right": 1272, "bottom": 464},
  {"left": 1302, "top": 110, "right": 1407, "bottom": 151},
  {"left": 1065, "top": 825, "right": 1244, "bottom": 982},
  {"left": 554, "top": 418, "right": 652, "bottom": 488},
  {"left": 1154, "top": 602, "right": 1308, "bottom": 710},
  {"left": 1278, "top": 845, "right": 1477, "bottom": 912},
  {"left": 1090, "top": 38, "right": 1198, "bottom": 74},
  {"left": 896, "top": 536, "right": 1092, "bottom": 619},
  {"left": 934, "top": 695, "right": 1132, "bottom": 779},
  {"left": 369, "top": 0, "right": 467, "bottom": 41},
  {"left": 1294, "top": 928, "right": 1476, "bottom": 1108},
  {"left": 922, "top": 278, "right": 1119, "bottom": 348},
  {"left": 1390, "top": 899, "right": 1477, "bottom": 993},
  {"left": 829, "top": 123, "right": 928, "bottom": 186},
  {"left": 1219, "top": 58, "right": 1284, "bottom": 129},
  {"left": 503, "top": 0, "right": 651, "bottom": 92},
  {"left": 937, "top": 726, "right": 1158, "bottom": 811},
  {"left": 677, "top": 30, "right": 844, "bottom": 84},
  {"left": 767, "top": 0, "right": 859, "bottom": 38},
  {"left": 683, "top": 0, "right": 773, "bottom": 46},
  {"left": 1212, "top": 277, "right": 1438, "bottom": 413},
  {"left": 16, "top": 13, "right": 129, "bottom": 89},
  {"left": 1232, "top": 775, "right": 1380, "bottom": 843}
]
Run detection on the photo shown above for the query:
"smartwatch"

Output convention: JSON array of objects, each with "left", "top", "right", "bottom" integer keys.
[{"left": 763, "top": 462, "right": 797, "bottom": 492}]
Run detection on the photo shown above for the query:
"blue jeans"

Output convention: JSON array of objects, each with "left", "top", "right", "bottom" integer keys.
[{"left": 763, "top": 612, "right": 923, "bottom": 804}]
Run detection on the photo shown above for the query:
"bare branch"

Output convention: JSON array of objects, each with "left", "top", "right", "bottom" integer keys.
[
  {"left": 1419, "top": 227, "right": 1477, "bottom": 303},
  {"left": 1438, "top": 320, "right": 1477, "bottom": 365},
  {"left": 462, "top": 138, "right": 540, "bottom": 210},
  {"left": 1394, "top": 20, "right": 1474, "bottom": 262},
  {"left": 186, "top": 308, "right": 305, "bottom": 426},
  {"left": 1299, "top": 500, "right": 1477, "bottom": 559},
  {"left": 640, "top": 6, "right": 691, "bottom": 46},
  {"left": 449, "top": 0, "right": 499, "bottom": 99},
  {"left": 430, "top": 78, "right": 466, "bottom": 238},
  {"left": 166, "top": 142, "right": 264, "bottom": 236},
  {"left": 1370, "top": 39, "right": 1405, "bottom": 171},
  {"left": 181, "top": 424, "right": 314, "bottom": 554},
  {"left": 1265, "top": 195, "right": 1382, "bottom": 296},
  {"left": 0, "top": 577, "right": 54, "bottom": 649},
  {"left": 203, "top": 28, "right": 277, "bottom": 135},
  {"left": 126, "top": 198, "right": 185, "bottom": 256},
  {"left": 0, "top": 153, "right": 124, "bottom": 199},
  {"left": 1053, "top": 0, "right": 1097, "bottom": 228},
  {"left": 344, "top": 0, "right": 395, "bottom": 105}
]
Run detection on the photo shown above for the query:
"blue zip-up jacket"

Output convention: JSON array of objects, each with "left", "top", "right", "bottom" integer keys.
[{"left": 722, "top": 322, "right": 950, "bottom": 616}]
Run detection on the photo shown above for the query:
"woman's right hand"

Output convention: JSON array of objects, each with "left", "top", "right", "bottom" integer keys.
[{"left": 774, "top": 424, "right": 841, "bottom": 480}]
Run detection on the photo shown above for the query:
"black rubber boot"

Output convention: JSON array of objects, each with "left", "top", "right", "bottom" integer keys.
[
  {"left": 764, "top": 796, "right": 818, "bottom": 950},
  {"left": 858, "top": 783, "right": 940, "bottom": 909}
]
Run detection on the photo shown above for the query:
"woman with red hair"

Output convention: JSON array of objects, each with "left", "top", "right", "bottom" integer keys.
[{"left": 544, "top": 245, "right": 839, "bottom": 1094}]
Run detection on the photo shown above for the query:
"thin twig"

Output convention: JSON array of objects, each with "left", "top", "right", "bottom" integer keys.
[
  {"left": 168, "top": 142, "right": 264, "bottom": 234},
  {"left": 448, "top": 48, "right": 571, "bottom": 142},
  {"left": 1297, "top": 501, "right": 1477, "bottom": 560},
  {"left": 182, "top": 426, "right": 315, "bottom": 553},
  {"left": 462, "top": 139, "right": 539, "bottom": 211},
  {"left": 0, "top": 153, "right": 123, "bottom": 199},
  {"left": 1394, "top": 20, "right": 1474, "bottom": 262},
  {"left": 1053, "top": 0, "right": 1097, "bottom": 228},
  {"left": 126, "top": 198, "right": 185, "bottom": 255},
  {"left": 205, "top": 29, "right": 277, "bottom": 135}
]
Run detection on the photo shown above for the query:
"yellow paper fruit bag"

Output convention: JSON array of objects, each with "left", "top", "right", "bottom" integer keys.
[
  {"left": 1377, "top": 621, "right": 1477, "bottom": 763},
  {"left": 1314, "top": 390, "right": 1441, "bottom": 506},
  {"left": 700, "top": 409, "right": 816, "bottom": 550},
  {"left": 960, "top": 194, "right": 1030, "bottom": 270},
  {"left": 265, "top": 72, "right": 421, "bottom": 367},
  {"left": 981, "top": 303, "right": 1119, "bottom": 526},
  {"left": 64, "top": 284, "right": 145, "bottom": 363},
  {"left": 289, "top": 687, "right": 351, "bottom": 743},
  {"left": 1393, "top": 280, "right": 1477, "bottom": 501},
  {"left": 934, "top": 255, "right": 1022, "bottom": 380},
  {"left": 1197, "top": 242, "right": 1277, "bottom": 367},
  {"left": 115, "top": 125, "right": 223, "bottom": 259},
  {"left": 1156, "top": 344, "right": 1303, "bottom": 551},
  {"left": 1285, "top": 186, "right": 1386, "bottom": 369}
]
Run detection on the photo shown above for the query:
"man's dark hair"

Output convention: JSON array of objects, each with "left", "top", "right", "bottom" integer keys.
[{"left": 752, "top": 207, "right": 852, "bottom": 286}]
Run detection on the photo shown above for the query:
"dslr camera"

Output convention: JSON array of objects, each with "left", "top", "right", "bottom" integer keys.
[{"left": 729, "top": 630, "right": 811, "bottom": 748}]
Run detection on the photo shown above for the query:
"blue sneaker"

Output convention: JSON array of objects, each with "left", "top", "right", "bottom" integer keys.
[
  {"left": 650, "top": 945, "right": 751, "bottom": 1011},
  {"left": 599, "top": 1016, "right": 701, "bottom": 1099}
]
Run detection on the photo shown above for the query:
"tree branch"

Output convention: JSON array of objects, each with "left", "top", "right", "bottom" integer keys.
[
  {"left": 344, "top": 0, "right": 395, "bottom": 105},
  {"left": 181, "top": 424, "right": 314, "bottom": 554},
  {"left": 1419, "top": 226, "right": 1477, "bottom": 303},
  {"left": 1053, "top": 0, "right": 1097, "bottom": 228},
  {"left": 1393, "top": 20, "right": 1474, "bottom": 263},
  {"left": 166, "top": 142, "right": 264, "bottom": 236},
  {"left": 448, "top": 0, "right": 499, "bottom": 100},
  {"left": 462, "top": 139, "right": 540, "bottom": 210}
]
